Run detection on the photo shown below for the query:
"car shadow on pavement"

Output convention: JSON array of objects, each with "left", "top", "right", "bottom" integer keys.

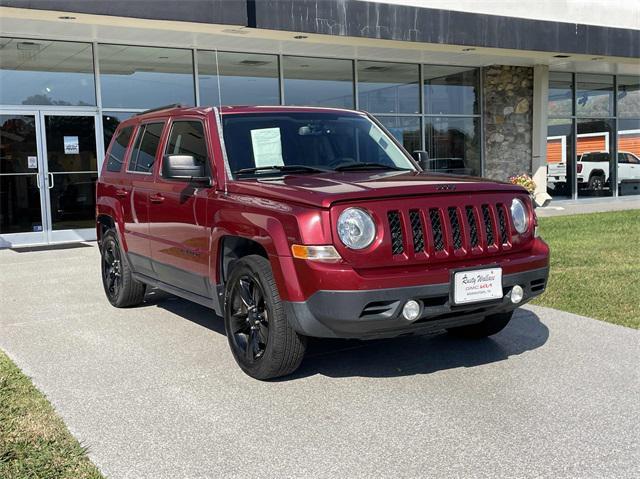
[{"left": 145, "top": 289, "right": 549, "bottom": 380}]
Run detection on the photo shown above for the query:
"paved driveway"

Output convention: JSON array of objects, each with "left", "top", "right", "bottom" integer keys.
[{"left": 0, "top": 245, "right": 638, "bottom": 478}]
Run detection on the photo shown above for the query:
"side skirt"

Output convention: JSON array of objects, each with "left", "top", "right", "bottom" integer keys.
[{"left": 132, "top": 271, "right": 223, "bottom": 316}]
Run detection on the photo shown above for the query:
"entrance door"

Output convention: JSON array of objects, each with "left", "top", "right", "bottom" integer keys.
[
  {"left": 0, "top": 111, "right": 100, "bottom": 247},
  {"left": 40, "top": 112, "right": 99, "bottom": 243}
]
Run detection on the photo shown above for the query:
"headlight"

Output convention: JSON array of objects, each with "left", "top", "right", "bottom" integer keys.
[
  {"left": 510, "top": 198, "right": 529, "bottom": 234},
  {"left": 337, "top": 208, "right": 376, "bottom": 250}
]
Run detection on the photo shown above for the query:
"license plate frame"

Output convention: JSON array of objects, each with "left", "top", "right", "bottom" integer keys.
[{"left": 452, "top": 267, "right": 503, "bottom": 305}]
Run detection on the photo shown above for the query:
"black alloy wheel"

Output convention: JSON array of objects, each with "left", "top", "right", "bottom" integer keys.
[
  {"left": 102, "top": 236, "right": 122, "bottom": 302},
  {"left": 228, "top": 275, "right": 270, "bottom": 363}
]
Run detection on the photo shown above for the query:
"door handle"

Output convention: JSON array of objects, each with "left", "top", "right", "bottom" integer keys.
[
  {"left": 150, "top": 193, "right": 165, "bottom": 204},
  {"left": 36, "top": 173, "right": 42, "bottom": 189},
  {"left": 115, "top": 189, "right": 129, "bottom": 198},
  {"left": 47, "top": 172, "right": 54, "bottom": 189}
]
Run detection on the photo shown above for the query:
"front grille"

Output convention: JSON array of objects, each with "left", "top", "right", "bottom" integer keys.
[
  {"left": 429, "top": 209, "right": 445, "bottom": 251},
  {"left": 482, "top": 205, "right": 495, "bottom": 246},
  {"left": 388, "top": 211, "right": 404, "bottom": 255},
  {"left": 448, "top": 207, "right": 463, "bottom": 250},
  {"left": 466, "top": 206, "right": 480, "bottom": 248},
  {"left": 409, "top": 210, "right": 424, "bottom": 253},
  {"left": 385, "top": 201, "right": 514, "bottom": 257},
  {"left": 497, "top": 204, "right": 509, "bottom": 245}
]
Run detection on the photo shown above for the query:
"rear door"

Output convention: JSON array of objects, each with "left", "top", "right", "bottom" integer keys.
[
  {"left": 148, "top": 118, "right": 212, "bottom": 297},
  {"left": 122, "top": 121, "right": 165, "bottom": 276}
]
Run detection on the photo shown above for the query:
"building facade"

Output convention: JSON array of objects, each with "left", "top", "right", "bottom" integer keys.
[{"left": 0, "top": 0, "right": 638, "bottom": 247}]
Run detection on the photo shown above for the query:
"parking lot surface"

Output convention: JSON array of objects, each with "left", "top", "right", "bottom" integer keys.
[{"left": 0, "top": 244, "right": 638, "bottom": 478}]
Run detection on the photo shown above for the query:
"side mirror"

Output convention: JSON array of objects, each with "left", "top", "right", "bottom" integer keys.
[
  {"left": 413, "top": 150, "right": 430, "bottom": 170},
  {"left": 162, "top": 154, "right": 209, "bottom": 183}
]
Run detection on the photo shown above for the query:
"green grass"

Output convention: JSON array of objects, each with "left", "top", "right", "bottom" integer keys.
[
  {"left": 533, "top": 209, "right": 640, "bottom": 328},
  {"left": 0, "top": 350, "right": 103, "bottom": 479}
]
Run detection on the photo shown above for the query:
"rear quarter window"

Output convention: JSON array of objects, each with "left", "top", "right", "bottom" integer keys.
[{"left": 106, "top": 126, "right": 134, "bottom": 172}]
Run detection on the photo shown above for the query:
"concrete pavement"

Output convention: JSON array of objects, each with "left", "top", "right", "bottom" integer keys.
[
  {"left": 0, "top": 244, "right": 638, "bottom": 478},
  {"left": 536, "top": 195, "right": 640, "bottom": 217}
]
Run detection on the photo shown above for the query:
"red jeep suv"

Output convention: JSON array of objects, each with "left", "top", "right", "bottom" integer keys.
[{"left": 96, "top": 105, "right": 549, "bottom": 379}]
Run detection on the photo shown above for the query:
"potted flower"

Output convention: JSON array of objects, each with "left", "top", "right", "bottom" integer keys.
[{"left": 509, "top": 174, "right": 538, "bottom": 206}]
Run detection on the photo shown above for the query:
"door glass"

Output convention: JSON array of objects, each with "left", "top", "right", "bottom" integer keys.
[
  {"left": 577, "top": 118, "right": 613, "bottom": 198},
  {"left": 0, "top": 114, "right": 43, "bottom": 234},
  {"left": 44, "top": 115, "right": 98, "bottom": 230}
]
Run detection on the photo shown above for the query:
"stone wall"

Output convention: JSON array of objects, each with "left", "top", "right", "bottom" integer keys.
[{"left": 483, "top": 65, "right": 534, "bottom": 181}]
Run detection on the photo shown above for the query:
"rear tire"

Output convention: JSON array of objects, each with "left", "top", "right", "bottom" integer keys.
[
  {"left": 100, "top": 229, "right": 146, "bottom": 308},
  {"left": 588, "top": 173, "right": 605, "bottom": 191},
  {"left": 446, "top": 311, "right": 513, "bottom": 338},
  {"left": 224, "top": 255, "right": 307, "bottom": 380}
]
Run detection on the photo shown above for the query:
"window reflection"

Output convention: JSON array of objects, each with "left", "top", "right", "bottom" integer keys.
[
  {"left": 546, "top": 119, "right": 574, "bottom": 199},
  {"left": 424, "top": 66, "right": 479, "bottom": 115},
  {"left": 358, "top": 61, "right": 419, "bottom": 114},
  {"left": 576, "top": 74, "right": 614, "bottom": 118},
  {"left": 376, "top": 116, "right": 421, "bottom": 154},
  {"left": 424, "top": 117, "right": 480, "bottom": 176},
  {"left": 0, "top": 38, "right": 95, "bottom": 106},
  {"left": 618, "top": 119, "right": 640, "bottom": 196},
  {"left": 198, "top": 51, "right": 280, "bottom": 106},
  {"left": 548, "top": 72, "right": 573, "bottom": 117},
  {"left": 576, "top": 118, "right": 613, "bottom": 197},
  {"left": 618, "top": 76, "right": 640, "bottom": 118},
  {"left": 283, "top": 56, "right": 354, "bottom": 108},
  {"left": 98, "top": 44, "right": 194, "bottom": 108}
]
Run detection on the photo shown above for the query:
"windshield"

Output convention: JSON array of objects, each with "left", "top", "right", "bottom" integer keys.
[{"left": 221, "top": 112, "right": 416, "bottom": 178}]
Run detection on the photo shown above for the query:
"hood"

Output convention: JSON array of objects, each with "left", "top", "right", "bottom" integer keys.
[{"left": 225, "top": 170, "right": 526, "bottom": 209}]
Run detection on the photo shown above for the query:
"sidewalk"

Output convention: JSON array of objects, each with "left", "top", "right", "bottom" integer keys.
[{"left": 536, "top": 196, "right": 640, "bottom": 217}]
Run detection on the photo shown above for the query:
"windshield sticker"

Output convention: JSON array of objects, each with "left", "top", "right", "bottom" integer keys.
[{"left": 250, "top": 127, "right": 284, "bottom": 167}]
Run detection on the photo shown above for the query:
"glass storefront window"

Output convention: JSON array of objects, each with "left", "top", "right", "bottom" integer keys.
[
  {"left": 548, "top": 72, "right": 573, "bottom": 117},
  {"left": 546, "top": 118, "right": 574, "bottom": 199},
  {"left": 617, "top": 118, "right": 640, "bottom": 196},
  {"left": 283, "top": 56, "right": 354, "bottom": 108},
  {"left": 424, "top": 117, "right": 480, "bottom": 176},
  {"left": 358, "top": 61, "right": 419, "bottom": 114},
  {"left": 424, "top": 66, "right": 479, "bottom": 115},
  {"left": 376, "top": 116, "right": 421, "bottom": 154},
  {"left": 576, "top": 118, "right": 614, "bottom": 197},
  {"left": 618, "top": 76, "right": 640, "bottom": 118},
  {"left": 98, "top": 44, "right": 194, "bottom": 109},
  {"left": 198, "top": 51, "right": 280, "bottom": 106},
  {"left": 576, "top": 74, "right": 614, "bottom": 118},
  {"left": 0, "top": 38, "right": 95, "bottom": 106},
  {"left": 103, "top": 112, "right": 136, "bottom": 150}
]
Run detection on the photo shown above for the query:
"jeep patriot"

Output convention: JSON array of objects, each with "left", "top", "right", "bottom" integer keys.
[{"left": 96, "top": 105, "right": 549, "bottom": 379}]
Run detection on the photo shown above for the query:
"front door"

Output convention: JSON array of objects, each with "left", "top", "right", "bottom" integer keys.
[{"left": 0, "top": 111, "right": 100, "bottom": 247}]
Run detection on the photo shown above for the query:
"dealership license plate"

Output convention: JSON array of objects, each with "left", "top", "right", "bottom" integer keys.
[{"left": 453, "top": 268, "right": 503, "bottom": 305}]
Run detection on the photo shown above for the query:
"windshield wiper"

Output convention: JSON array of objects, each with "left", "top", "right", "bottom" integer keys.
[
  {"left": 233, "top": 164, "right": 330, "bottom": 176},
  {"left": 333, "top": 162, "right": 408, "bottom": 171}
]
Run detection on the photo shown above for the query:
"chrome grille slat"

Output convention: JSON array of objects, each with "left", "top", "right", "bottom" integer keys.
[{"left": 388, "top": 211, "right": 404, "bottom": 255}]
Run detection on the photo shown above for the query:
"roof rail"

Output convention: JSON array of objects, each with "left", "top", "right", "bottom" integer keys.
[{"left": 135, "top": 103, "right": 183, "bottom": 116}]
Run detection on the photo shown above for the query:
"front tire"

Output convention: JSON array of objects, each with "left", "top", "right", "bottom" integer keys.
[
  {"left": 224, "top": 255, "right": 307, "bottom": 380},
  {"left": 446, "top": 311, "right": 514, "bottom": 338},
  {"left": 100, "top": 229, "right": 146, "bottom": 308}
]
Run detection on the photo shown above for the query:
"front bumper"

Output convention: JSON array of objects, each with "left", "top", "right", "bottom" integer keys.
[{"left": 283, "top": 266, "right": 549, "bottom": 339}]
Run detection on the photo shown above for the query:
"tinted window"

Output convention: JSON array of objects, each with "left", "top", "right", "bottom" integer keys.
[
  {"left": 129, "top": 123, "right": 164, "bottom": 173},
  {"left": 581, "top": 153, "right": 610, "bottom": 162},
  {"left": 283, "top": 56, "right": 354, "bottom": 108},
  {"left": 164, "top": 121, "right": 208, "bottom": 175},
  {"left": 103, "top": 112, "right": 136, "bottom": 150},
  {"left": 106, "top": 126, "right": 133, "bottom": 172},
  {"left": 358, "top": 61, "right": 419, "bottom": 114},
  {"left": 424, "top": 66, "right": 479, "bottom": 115}
]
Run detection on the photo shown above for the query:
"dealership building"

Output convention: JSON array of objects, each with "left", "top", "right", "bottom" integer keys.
[{"left": 0, "top": 0, "right": 638, "bottom": 247}]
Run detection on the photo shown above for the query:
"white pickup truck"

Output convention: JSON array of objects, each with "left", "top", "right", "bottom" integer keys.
[{"left": 547, "top": 151, "right": 640, "bottom": 192}]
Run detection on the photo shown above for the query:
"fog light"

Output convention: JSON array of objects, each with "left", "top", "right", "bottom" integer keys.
[
  {"left": 510, "top": 285, "right": 524, "bottom": 304},
  {"left": 402, "top": 300, "right": 421, "bottom": 321}
]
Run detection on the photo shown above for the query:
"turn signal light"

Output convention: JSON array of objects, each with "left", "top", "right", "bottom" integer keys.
[{"left": 291, "top": 244, "right": 342, "bottom": 262}]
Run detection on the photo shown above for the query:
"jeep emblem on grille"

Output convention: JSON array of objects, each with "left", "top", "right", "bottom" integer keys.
[{"left": 437, "top": 184, "right": 457, "bottom": 191}]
